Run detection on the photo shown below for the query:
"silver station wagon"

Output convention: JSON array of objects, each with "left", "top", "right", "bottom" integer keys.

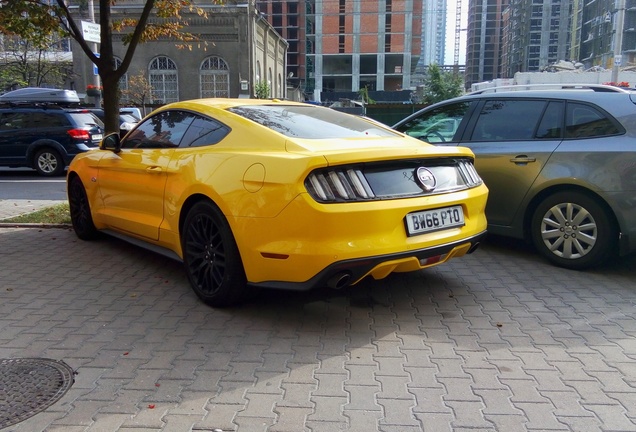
[{"left": 393, "top": 84, "right": 636, "bottom": 270}]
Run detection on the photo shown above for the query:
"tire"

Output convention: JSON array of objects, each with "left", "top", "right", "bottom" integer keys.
[
  {"left": 68, "top": 176, "right": 99, "bottom": 240},
  {"left": 34, "top": 148, "right": 65, "bottom": 176},
  {"left": 530, "top": 191, "right": 617, "bottom": 270},
  {"left": 181, "top": 201, "right": 248, "bottom": 307}
]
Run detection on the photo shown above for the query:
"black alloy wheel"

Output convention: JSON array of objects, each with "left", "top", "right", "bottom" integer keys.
[
  {"left": 34, "top": 148, "right": 64, "bottom": 176},
  {"left": 182, "top": 201, "right": 248, "bottom": 307},
  {"left": 68, "top": 176, "right": 99, "bottom": 240},
  {"left": 530, "top": 191, "right": 617, "bottom": 270}
]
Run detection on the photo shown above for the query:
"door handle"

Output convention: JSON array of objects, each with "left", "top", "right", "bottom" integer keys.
[
  {"left": 146, "top": 166, "right": 163, "bottom": 173},
  {"left": 510, "top": 155, "right": 537, "bottom": 164}
]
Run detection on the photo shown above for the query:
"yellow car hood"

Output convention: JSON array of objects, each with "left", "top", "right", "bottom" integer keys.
[{"left": 285, "top": 136, "right": 475, "bottom": 164}]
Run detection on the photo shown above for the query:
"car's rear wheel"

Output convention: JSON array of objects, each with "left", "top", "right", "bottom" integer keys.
[
  {"left": 530, "top": 191, "right": 617, "bottom": 270},
  {"left": 34, "top": 148, "right": 64, "bottom": 176},
  {"left": 68, "top": 176, "right": 99, "bottom": 240},
  {"left": 182, "top": 201, "right": 248, "bottom": 307}
]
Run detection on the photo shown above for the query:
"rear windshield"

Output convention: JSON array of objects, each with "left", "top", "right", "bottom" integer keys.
[
  {"left": 68, "top": 112, "right": 104, "bottom": 128},
  {"left": 228, "top": 105, "right": 399, "bottom": 139},
  {"left": 119, "top": 114, "right": 139, "bottom": 123}
]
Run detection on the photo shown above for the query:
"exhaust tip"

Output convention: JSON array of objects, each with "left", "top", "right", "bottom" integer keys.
[
  {"left": 327, "top": 272, "right": 352, "bottom": 289},
  {"left": 467, "top": 242, "right": 480, "bottom": 254}
]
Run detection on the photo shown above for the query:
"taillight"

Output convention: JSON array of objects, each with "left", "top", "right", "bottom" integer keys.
[
  {"left": 306, "top": 168, "right": 376, "bottom": 202},
  {"left": 67, "top": 128, "right": 90, "bottom": 140},
  {"left": 305, "top": 158, "right": 483, "bottom": 204}
]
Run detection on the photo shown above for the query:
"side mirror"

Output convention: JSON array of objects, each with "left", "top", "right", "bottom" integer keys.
[{"left": 100, "top": 132, "right": 121, "bottom": 153}]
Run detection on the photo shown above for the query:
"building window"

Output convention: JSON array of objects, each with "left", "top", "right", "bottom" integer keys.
[
  {"left": 200, "top": 56, "right": 230, "bottom": 98},
  {"left": 149, "top": 56, "right": 178, "bottom": 104},
  {"left": 114, "top": 57, "right": 128, "bottom": 93}
]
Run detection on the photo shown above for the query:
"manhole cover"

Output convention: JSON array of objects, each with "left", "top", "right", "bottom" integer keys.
[{"left": 0, "top": 358, "right": 75, "bottom": 429}]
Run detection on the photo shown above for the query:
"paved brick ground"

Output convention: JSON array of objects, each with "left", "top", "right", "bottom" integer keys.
[{"left": 1, "top": 227, "right": 635, "bottom": 432}]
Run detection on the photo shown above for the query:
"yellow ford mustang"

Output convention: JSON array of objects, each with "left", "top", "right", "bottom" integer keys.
[{"left": 67, "top": 98, "right": 488, "bottom": 307}]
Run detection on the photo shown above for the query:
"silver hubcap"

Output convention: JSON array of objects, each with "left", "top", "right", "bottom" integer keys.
[
  {"left": 38, "top": 153, "right": 58, "bottom": 173},
  {"left": 540, "top": 202, "right": 597, "bottom": 259}
]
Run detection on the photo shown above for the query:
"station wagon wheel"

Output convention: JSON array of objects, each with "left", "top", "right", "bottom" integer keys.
[
  {"left": 68, "top": 176, "right": 99, "bottom": 240},
  {"left": 182, "top": 201, "right": 248, "bottom": 307},
  {"left": 34, "top": 148, "right": 64, "bottom": 176},
  {"left": 530, "top": 191, "right": 617, "bottom": 270}
]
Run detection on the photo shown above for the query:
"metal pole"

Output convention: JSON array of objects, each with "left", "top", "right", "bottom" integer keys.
[
  {"left": 611, "top": 0, "right": 626, "bottom": 83},
  {"left": 88, "top": 0, "right": 101, "bottom": 107}
]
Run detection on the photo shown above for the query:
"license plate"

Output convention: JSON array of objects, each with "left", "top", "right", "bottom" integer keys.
[
  {"left": 92, "top": 134, "right": 103, "bottom": 141},
  {"left": 405, "top": 205, "right": 465, "bottom": 236}
]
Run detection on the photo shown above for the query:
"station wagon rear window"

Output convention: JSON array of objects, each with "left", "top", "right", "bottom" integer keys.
[{"left": 228, "top": 105, "right": 399, "bottom": 139}]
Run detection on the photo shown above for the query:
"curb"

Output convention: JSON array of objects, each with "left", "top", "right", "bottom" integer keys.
[{"left": 0, "top": 223, "right": 72, "bottom": 229}]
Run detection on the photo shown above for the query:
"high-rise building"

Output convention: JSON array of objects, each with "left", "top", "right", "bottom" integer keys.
[
  {"left": 578, "top": 0, "right": 636, "bottom": 69},
  {"left": 464, "top": 0, "right": 507, "bottom": 89},
  {"left": 258, "top": 0, "right": 423, "bottom": 101},
  {"left": 412, "top": 0, "right": 448, "bottom": 86},
  {"left": 501, "top": 0, "right": 571, "bottom": 77},
  {"left": 421, "top": 0, "right": 447, "bottom": 66}
]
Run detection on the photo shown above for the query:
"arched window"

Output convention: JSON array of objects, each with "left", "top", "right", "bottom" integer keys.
[
  {"left": 114, "top": 57, "right": 130, "bottom": 103},
  {"left": 278, "top": 74, "right": 283, "bottom": 98},
  {"left": 268, "top": 68, "right": 273, "bottom": 97},
  {"left": 200, "top": 56, "right": 230, "bottom": 98},
  {"left": 114, "top": 57, "right": 128, "bottom": 92},
  {"left": 149, "top": 56, "right": 178, "bottom": 104}
]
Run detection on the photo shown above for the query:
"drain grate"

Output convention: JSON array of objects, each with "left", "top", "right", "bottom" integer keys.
[{"left": 0, "top": 358, "right": 75, "bottom": 429}]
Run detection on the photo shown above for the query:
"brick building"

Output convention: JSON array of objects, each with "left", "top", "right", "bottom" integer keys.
[{"left": 257, "top": 0, "right": 422, "bottom": 102}]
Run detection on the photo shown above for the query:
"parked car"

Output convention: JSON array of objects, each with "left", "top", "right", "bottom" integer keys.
[
  {"left": 393, "top": 84, "right": 636, "bottom": 270},
  {"left": 119, "top": 107, "right": 143, "bottom": 120},
  {"left": 87, "top": 108, "right": 139, "bottom": 137},
  {"left": 67, "top": 98, "right": 488, "bottom": 306},
  {"left": 0, "top": 88, "right": 104, "bottom": 176}
]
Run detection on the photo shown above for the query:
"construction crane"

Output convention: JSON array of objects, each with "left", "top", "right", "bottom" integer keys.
[{"left": 453, "top": 0, "right": 463, "bottom": 74}]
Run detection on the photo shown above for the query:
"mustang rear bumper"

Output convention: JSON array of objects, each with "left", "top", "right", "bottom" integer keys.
[{"left": 249, "top": 230, "right": 487, "bottom": 291}]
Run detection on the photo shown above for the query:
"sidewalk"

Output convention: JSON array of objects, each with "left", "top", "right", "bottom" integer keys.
[{"left": 1, "top": 201, "right": 636, "bottom": 431}]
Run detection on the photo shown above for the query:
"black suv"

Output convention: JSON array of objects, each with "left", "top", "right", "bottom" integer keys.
[{"left": 0, "top": 103, "right": 104, "bottom": 176}]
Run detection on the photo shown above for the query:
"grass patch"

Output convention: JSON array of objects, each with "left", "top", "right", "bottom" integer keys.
[{"left": 1, "top": 203, "right": 71, "bottom": 224}]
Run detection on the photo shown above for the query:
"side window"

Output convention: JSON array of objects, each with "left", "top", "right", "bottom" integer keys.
[
  {"left": 180, "top": 115, "right": 229, "bottom": 147},
  {"left": 471, "top": 100, "right": 546, "bottom": 141},
  {"left": 565, "top": 102, "right": 621, "bottom": 138},
  {"left": 0, "top": 112, "right": 30, "bottom": 130},
  {"left": 535, "top": 101, "right": 564, "bottom": 139},
  {"left": 122, "top": 110, "right": 195, "bottom": 149},
  {"left": 396, "top": 102, "right": 472, "bottom": 143},
  {"left": 31, "top": 113, "right": 69, "bottom": 128}
]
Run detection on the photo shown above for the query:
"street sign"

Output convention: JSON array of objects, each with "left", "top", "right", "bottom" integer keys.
[
  {"left": 93, "top": 53, "right": 100, "bottom": 76},
  {"left": 81, "top": 21, "right": 101, "bottom": 43},
  {"left": 615, "top": 55, "right": 623, "bottom": 66}
]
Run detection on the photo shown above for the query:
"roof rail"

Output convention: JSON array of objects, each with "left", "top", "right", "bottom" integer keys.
[
  {"left": 468, "top": 83, "right": 633, "bottom": 95},
  {"left": 0, "top": 101, "right": 68, "bottom": 110}
]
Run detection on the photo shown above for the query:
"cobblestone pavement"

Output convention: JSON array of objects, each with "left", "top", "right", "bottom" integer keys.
[{"left": 1, "top": 227, "right": 635, "bottom": 432}]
